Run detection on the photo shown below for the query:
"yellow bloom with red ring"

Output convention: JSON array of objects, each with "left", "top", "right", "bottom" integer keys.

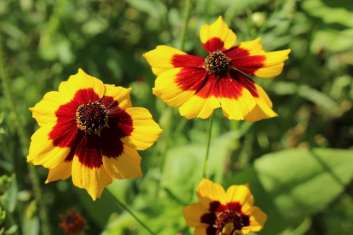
[
  {"left": 27, "top": 69, "right": 162, "bottom": 200},
  {"left": 144, "top": 16, "right": 290, "bottom": 121},
  {"left": 182, "top": 179, "right": 267, "bottom": 235}
]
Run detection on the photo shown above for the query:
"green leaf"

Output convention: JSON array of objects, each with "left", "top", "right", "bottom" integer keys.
[
  {"left": 297, "top": 85, "right": 338, "bottom": 112},
  {"left": 6, "top": 175, "right": 17, "bottom": 213},
  {"left": 22, "top": 201, "right": 39, "bottom": 235},
  {"left": 302, "top": 0, "right": 353, "bottom": 28},
  {"left": 225, "top": 148, "right": 353, "bottom": 235},
  {"left": 0, "top": 207, "right": 5, "bottom": 224},
  {"left": 161, "top": 131, "right": 239, "bottom": 203}
]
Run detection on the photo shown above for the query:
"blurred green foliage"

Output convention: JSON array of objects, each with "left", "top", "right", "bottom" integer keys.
[{"left": 0, "top": 0, "right": 353, "bottom": 235}]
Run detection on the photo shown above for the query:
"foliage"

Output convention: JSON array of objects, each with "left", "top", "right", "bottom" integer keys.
[{"left": 0, "top": 0, "right": 352, "bottom": 235}]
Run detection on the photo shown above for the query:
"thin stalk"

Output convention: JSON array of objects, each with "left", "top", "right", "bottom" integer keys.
[
  {"left": 0, "top": 36, "right": 52, "bottom": 235},
  {"left": 115, "top": 198, "right": 157, "bottom": 235},
  {"left": 179, "top": 0, "right": 194, "bottom": 51},
  {"left": 202, "top": 113, "right": 214, "bottom": 178}
]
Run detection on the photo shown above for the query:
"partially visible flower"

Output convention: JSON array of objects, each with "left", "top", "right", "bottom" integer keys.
[
  {"left": 27, "top": 69, "right": 162, "bottom": 200},
  {"left": 144, "top": 16, "right": 290, "bottom": 121},
  {"left": 182, "top": 179, "right": 267, "bottom": 235},
  {"left": 59, "top": 210, "right": 85, "bottom": 234}
]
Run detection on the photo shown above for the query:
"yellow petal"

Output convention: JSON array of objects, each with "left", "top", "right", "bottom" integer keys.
[
  {"left": 45, "top": 161, "right": 72, "bottom": 183},
  {"left": 122, "top": 107, "right": 162, "bottom": 150},
  {"left": 27, "top": 125, "right": 71, "bottom": 169},
  {"left": 225, "top": 185, "right": 254, "bottom": 212},
  {"left": 71, "top": 157, "right": 113, "bottom": 200},
  {"left": 104, "top": 85, "right": 132, "bottom": 109},
  {"left": 102, "top": 145, "right": 142, "bottom": 179},
  {"left": 143, "top": 45, "right": 186, "bottom": 76},
  {"left": 29, "top": 91, "right": 70, "bottom": 127},
  {"left": 182, "top": 202, "right": 211, "bottom": 228},
  {"left": 194, "top": 226, "right": 212, "bottom": 235},
  {"left": 238, "top": 38, "right": 264, "bottom": 55},
  {"left": 219, "top": 87, "right": 256, "bottom": 120},
  {"left": 244, "top": 84, "right": 277, "bottom": 122},
  {"left": 254, "top": 49, "right": 290, "bottom": 78},
  {"left": 196, "top": 179, "right": 226, "bottom": 210},
  {"left": 179, "top": 94, "right": 220, "bottom": 119},
  {"left": 59, "top": 68, "right": 105, "bottom": 100},
  {"left": 153, "top": 68, "right": 203, "bottom": 107},
  {"left": 242, "top": 206, "right": 267, "bottom": 232},
  {"left": 200, "top": 16, "right": 237, "bottom": 52}
]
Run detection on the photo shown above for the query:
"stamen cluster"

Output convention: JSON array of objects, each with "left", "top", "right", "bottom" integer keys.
[
  {"left": 215, "top": 210, "right": 245, "bottom": 234},
  {"left": 204, "top": 51, "right": 230, "bottom": 75},
  {"left": 76, "top": 100, "right": 108, "bottom": 135}
]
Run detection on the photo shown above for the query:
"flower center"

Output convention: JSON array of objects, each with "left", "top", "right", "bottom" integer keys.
[
  {"left": 204, "top": 51, "right": 230, "bottom": 75},
  {"left": 76, "top": 100, "right": 108, "bottom": 135},
  {"left": 215, "top": 210, "right": 245, "bottom": 234}
]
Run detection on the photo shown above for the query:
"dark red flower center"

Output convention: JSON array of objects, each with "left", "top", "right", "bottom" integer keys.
[
  {"left": 60, "top": 210, "right": 85, "bottom": 234},
  {"left": 204, "top": 51, "right": 230, "bottom": 75},
  {"left": 215, "top": 210, "right": 246, "bottom": 234},
  {"left": 76, "top": 100, "right": 108, "bottom": 135}
]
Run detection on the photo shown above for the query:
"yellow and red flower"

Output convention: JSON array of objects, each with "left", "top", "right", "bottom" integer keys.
[
  {"left": 182, "top": 179, "right": 267, "bottom": 235},
  {"left": 27, "top": 69, "right": 162, "bottom": 200},
  {"left": 144, "top": 16, "right": 290, "bottom": 121},
  {"left": 59, "top": 210, "right": 85, "bottom": 234}
]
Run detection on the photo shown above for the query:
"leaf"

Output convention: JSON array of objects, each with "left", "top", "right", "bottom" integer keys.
[
  {"left": 7, "top": 175, "right": 17, "bottom": 213},
  {"left": 22, "top": 201, "right": 39, "bottom": 235},
  {"left": 161, "top": 131, "right": 239, "bottom": 203},
  {"left": 225, "top": 148, "right": 353, "bottom": 235},
  {"left": 298, "top": 85, "right": 338, "bottom": 111},
  {"left": 302, "top": 0, "right": 353, "bottom": 28}
]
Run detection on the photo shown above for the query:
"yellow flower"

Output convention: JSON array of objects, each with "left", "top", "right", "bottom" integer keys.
[
  {"left": 144, "top": 16, "right": 290, "bottom": 121},
  {"left": 27, "top": 69, "right": 162, "bottom": 200},
  {"left": 182, "top": 179, "right": 267, "bottom": 235}
]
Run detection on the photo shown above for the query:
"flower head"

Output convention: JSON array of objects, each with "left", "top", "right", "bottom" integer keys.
[
  {"left": 182, "top": 179, "right": 267, "bottom": 235},
  {"left": 59, "top": 210, "right": 85, "bottom": 234},
  {"left": 144, "top": 16, "right": 290, "bottom": 121},
  {"left": 27, "top": 69, "right": 162, "bottom": 200}
]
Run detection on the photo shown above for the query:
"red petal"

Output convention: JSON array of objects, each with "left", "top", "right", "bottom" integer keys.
[
  {"left": 203, "top": 38, "right": 226, "bottom": 53},
  {"left": 229, "top": 70, "right": 259, "bottom": 98},
  {"left": 49, "top": 89, "right": 134, "bottom": 168},
  {"left": 171, "top": 54, "right": 204, "bottom": 68},
  {"left": 225, "top": 47, "right": 266, "bottom": 76}
]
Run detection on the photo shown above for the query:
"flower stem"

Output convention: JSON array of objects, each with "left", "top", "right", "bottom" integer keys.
[
  {"left": 179, "top": 0, "right": 194, "bottom": 51},
  {"left": 0, "top": 36, "right": 52, "bottom": 235},
  {"left": 115, "top": 198, "right": 157, "bottom": 235},
  {"left": 203, "top": 113, "right": 214, "bottom": 178}
]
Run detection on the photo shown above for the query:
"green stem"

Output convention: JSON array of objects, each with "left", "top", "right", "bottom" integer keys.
[
  {"left": 115, "top": 198, "right": 157, "bottom": 235},
  {"left": 0, "top": 36, "right": 52, "bottom": 235},
  {"left": 179, "top": 0, "right": 194, "bottom": 51},
  {"left": 203, "top": 114, "right": 214, "bottom": 179}
]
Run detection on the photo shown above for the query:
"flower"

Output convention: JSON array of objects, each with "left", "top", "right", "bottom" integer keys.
[
  {"left": 27, "top": 69, "right": 162, "bottom": 200},
  {"left": 59, "top": 210, "right": 85, "bottom": 234},
  {"left": 182, "top": 179, "right": 267, "bottom": 235},
  {"left": 144, "top": 16, "right": 290, "bottom": 121}
]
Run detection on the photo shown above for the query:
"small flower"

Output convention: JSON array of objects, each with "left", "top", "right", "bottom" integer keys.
[
  {"left": 59, "top": 210, "right": 85, "bottom": 234},
  {"left": 27, "top": 69, "right": 162, "bottom": 200},
  {"left": 144, "top": 16, "right": 290, "bottom": 121},
  {"left": 182, "top": 179, "right": 267, "bottom": 235}
]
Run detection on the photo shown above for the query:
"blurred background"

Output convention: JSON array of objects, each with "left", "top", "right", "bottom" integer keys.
[{"left": 0, "top": 0, "right": 353, "bottom": 234}]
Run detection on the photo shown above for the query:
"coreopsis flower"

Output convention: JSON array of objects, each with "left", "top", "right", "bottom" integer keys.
[
  {"left": 59, "top": 210, "right": 85, "bottom": 234},
  {"left": 144, "top": 16, "right": 290, "bottom": 121},
  {"left": 182, "top": 179, "right": 267, "bottom": 235},
  {"left": 27, "top": 69, "right": 162, "bottom": 200}
]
